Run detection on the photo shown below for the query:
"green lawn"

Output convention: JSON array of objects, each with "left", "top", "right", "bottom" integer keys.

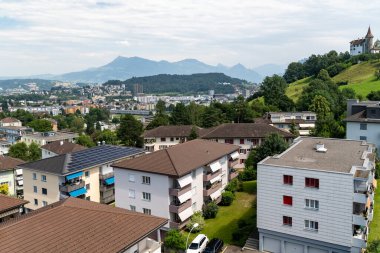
[
  {"left": 286, "top": 77, "right": 312, "bottom": 102},
  {"left": 184, "top": 181, "right": 257, "bottom": 246},
  {"left": 369, "top": 184, "right": 380, "bottom": 242}
]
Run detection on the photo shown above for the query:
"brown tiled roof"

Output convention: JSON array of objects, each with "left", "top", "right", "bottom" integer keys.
[
  {"left": 144, "top": 125, "right": 205, "bottom": 138},
  {"left": 41, "top": 141, "right": 87, "bottom": 155},
  {"left": 113, "top": 139, "right": 239, "bottom": 177},
  {"left": 201, "top": 123, "right": 294, "bottom": 139},
  {"left": 254, "top": 118, "right": 272, "bottom": 124},
  {"left": 0, "top": 194, "right": 28, "bottom": 214},
  {"left": 0, "top": 197, "right": 167, "bottom": 253},
  {"left": 0, "top": 117, "right": 20, "bottom": 123},
  {"left": 350, "top": 38, "right": 365, "bottom": 45},
  {"left": 0, "top": 156, "right": 25, "bottom": 172}
]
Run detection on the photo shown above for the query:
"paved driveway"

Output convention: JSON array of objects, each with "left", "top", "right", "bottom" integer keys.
[{"left": 223, "top": 246, "right": 260, "bottom": 253}]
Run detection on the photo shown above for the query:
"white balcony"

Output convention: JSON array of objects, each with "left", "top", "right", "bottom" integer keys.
[
  {"left": 353, "top": 193, "right": 367, "bottom": 204},
  {"left": 352, "top": 214, "right": 368, "bottom": 226},
  {"left": 139, "top": 238, "right": 161, "bottom": 253}
]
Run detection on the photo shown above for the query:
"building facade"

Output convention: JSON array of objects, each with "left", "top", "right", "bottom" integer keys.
[
  {"left": 0, "top": 156, "right": 25, "bottom": 197},
  {"left": 0, "top": 194, "right": 28, "bottom": 223},
  {"left": 350, "top": 26, "right": 380, "bottom": 55},
  {"left": 21, "top": 131, "right": 78, "bottom": 146},
  {"left": 266, "top": 111, "right": 316, "bottom": 136},
  {"left": 257, "top": 137, "right": 376, "bottom": 253}
]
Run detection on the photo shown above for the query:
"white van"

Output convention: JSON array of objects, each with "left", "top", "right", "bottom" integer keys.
[{"left": 186, "top": 234, "right": 209, "bottom": 253}]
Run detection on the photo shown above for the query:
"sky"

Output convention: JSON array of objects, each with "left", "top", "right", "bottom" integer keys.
[{"left": 0, "top": 0, "right": 379, "bottom": 76}]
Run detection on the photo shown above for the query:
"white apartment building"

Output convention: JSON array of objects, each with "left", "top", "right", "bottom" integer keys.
[
  {"left": 257, "top": 137, "right": 376, "bottom": 253},
  {"left": 113, "top": 139, "right": 240, "bottom": 229},
  {"left": 267, "top": 112, "right": 316, "bottom": 136},
  {"left": 18, "top": 145, "right": 144, "bottom": 211}
]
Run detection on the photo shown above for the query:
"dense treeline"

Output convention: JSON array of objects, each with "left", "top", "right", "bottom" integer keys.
[{"left": 104, "top": 73, "right": 245, "bottom": 94}]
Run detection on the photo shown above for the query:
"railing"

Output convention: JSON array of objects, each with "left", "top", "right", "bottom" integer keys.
[
  {"left": 203, "top": 182, "right": 222, "bottom": 196},
  {"left": 229, "top": 171, "right": 239, "bottom": 180},
  {"left": 59, "top": 181, "right": 85, "bottom": 193},
  {"left": 140, "top": 238, "right": 161, "bottom": 253},
  {"left": 100, "top": 195, "right": 115, "bottom": 204},
  {"left": 99, "top": 172, "right": 114, "bottom": 180},
  {"left": 169, "top": 199, "right": 192, "bottom": 213},
  {"left": 169, "top": 183, "right": 191, "bottom": 197},
  {"left": 100, "top": 184, "right": 114, "bottom": 192},
  {"left": 169, "top": 219, "right": 190, "bottom": 229},
  {"left": 228, "top": 159, "right": 239, "bottom": 168},
  {"left": 203, "top": 170, "right": 222, "bottom": 181}
]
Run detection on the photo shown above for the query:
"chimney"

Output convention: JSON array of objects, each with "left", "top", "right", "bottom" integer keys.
[
  {"left": 97, "top": 141, "right": 101, "bottom": 146},
  {"left": 60, "top": 140, "right": 64, "bottom": 146},
  {"left": 315, "top": 142, "right": 327, "bottom": 153},
  {"left": 102, "top": 141, "right": 105, "bottom": 145}
]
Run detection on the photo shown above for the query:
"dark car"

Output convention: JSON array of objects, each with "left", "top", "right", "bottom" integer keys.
[{"left": 204, "top": 238, "right": 224, "bottom": 253}]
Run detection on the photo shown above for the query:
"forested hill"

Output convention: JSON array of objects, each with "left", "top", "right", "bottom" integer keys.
[{"left": 103, "top": 73, "right": 246, "bottom": 94}]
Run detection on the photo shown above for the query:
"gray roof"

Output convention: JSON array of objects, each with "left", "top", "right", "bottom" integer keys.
[
  {"left": 19, "top": 145, "right": 145, "bottom": 176},
  {"left": 261, "top": 137, "right": 374, "bottom": 173}
]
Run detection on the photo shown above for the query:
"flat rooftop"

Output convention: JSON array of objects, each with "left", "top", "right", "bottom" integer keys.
[{"left": 261, "top": 137, "right": 372, "bottom": 173}]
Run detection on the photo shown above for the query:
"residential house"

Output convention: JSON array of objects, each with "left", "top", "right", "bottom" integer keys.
[
  {"left": 20, "top": 131, "right": 78, "bottom": 146},
  {"left": 0, "top": 194, "right": 28, "bottom": 223},
  {"left": 18, "top": 145, "right": 145, "bottom": 211},
  {"left": 0, "top": 156, "right": 25, "bottom": 196},
  {"left": 41, "top": 140, "right": 86, "bottom": 159},
  {"left": 0, "top": 125, "right": 33, "bottom": 144},
  {"left": 0, "top": 197, "right": 167, "bottom": 253},
  {"left": 0, "top": 117, "right": 22, "bottom": 127},
  {"left": 113, "top": 139, "right": 240, "bottom": 229},
  {"left": 265, "top": 111, "right": 317, "bottom": 136},
  {"left": 257, "top": 137, "right": 376, "bottom": 253}
]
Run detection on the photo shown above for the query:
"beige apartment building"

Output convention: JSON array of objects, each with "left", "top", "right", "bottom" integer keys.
[{"left": 18, "top": 145, "right": 144, "bottom": 211}]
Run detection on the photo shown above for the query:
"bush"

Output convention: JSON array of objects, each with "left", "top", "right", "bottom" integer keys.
[
  {"left": 164, "top": 229, "right": 186, "bottom": 251},
  {"left": 186, "top": 211, "right": 205, "bottom": 232},
  {"left": 376, "top": 162, "right": 380, "bottom": 179},
  {"left": 238, "top": 167, "right": 256, "bottom": 181},
  {"left": 220, "top": 191, "right": 235, "bottom": 206},
  {"left": 225, "top": 178, "right": 239, "bottom": 193},
  {"left": 367, "top": 240, "right": 380, "bottom": 253},
  {"left": 203, "top": 201, "right": 219, "bottom": 219}
]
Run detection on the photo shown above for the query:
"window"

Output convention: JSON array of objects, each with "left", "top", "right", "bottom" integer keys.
[
  {"left": 86, "top": 184, "right": 90, "bottom": 190},
  {"left": 142, "top": 176, "right": 151, "bottom": 185},
  {"left": 283, "top": 175, "right": 293, "bottom": 185},
  {"left": 33, "top": 173, "right": 37, "bottom": 180},
  {"left": 240, "top": 159, "right": 245, "bottom": 164},
  {"left": 305, "top": 178, "right": 319, "bottom": 188},
  {"left": 128, "top": 189, "right": 135, "bottom": 198},
  {"left": 170, "top": 137, "right": 174, "bottom": 142},
  {"left": 142, "top": 192, "right": 151, "bottom": 201},
  {"left": 42, "top": 201, "right": 48, "bottom": 207},
  {"left": 86, "top": 196, "right": 91, "bottom": 201},
  {"left": 360, "top": 123, "right": 367, "bottom": 130},
  {"left": 239, "top": 149, "right": 246, "bottom": 154},
  {"left": 283, "top": 196, "right": 293, "bottom": 206},
  {"left": 305, "top": 199, "right": 319, "bottom": 210},
  {"left": 85, "top": 171, "right": 89, "bottom": 178},
  {"left": 129, "top": 174, "right": 135, "bottom": 182},
  {"left": 34, "top": 199, "right": 38, "bottom": 206},
  {"left": 33, "top": 186, "right": 37, "bottom": 193},
  {"left": 225, "top": 139, "right": 233, "bottom": 144},
  {"left": 42, "top": 188, "right": 47, "bottom": 195},
  {"left": 160, "top": 137, "right": 166, "bottom": 142},
  {"left": 304, "top": 220, "right": 319, "bottom": 231},
  {"left": 130, "top": 205, "right": 136, "bottom": 211},
  {"left": 143, "top": 208, "right": 151, "bottom": 215},
  {"left": 41, "top": 175, "right": 47, "bottom": 182},
  {"left": 283, "top": 216, "right": 292, "bottom": 226},
  {"left": 240, "top": 139, "right": 244, "bottom": 144},
  {"left": 360, "top": 136, "right": 367, "bottom": 141}
]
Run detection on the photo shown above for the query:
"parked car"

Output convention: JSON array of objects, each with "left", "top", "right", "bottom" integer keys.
[
  {"left": 204, "top": 238, "right": 224, "bottom": 253},
  {"left": 186, "top": 234, "right": 209, "bottom": 253}
]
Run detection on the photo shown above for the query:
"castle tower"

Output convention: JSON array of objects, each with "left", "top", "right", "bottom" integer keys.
[{"left": 365, "top": 26, "right": 374, "bottom": 53}]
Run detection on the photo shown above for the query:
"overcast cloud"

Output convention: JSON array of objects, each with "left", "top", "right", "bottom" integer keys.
[{"left": 0, "top": 0, "right": 379, "bottom": 76}]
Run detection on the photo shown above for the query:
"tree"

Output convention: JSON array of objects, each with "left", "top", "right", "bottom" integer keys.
[
  {"left": 92, "top": 129, "right": 118, "bottom": 145},
  {"left": 203, "top": 202, "right": 219, "bottom": 219},
  {"left": 232, "top": 96, "right": 254, "bottom": 123},
  {"left": 0, "top": 184, "right": 9, "bottom": 195},
  {"left": 283, "top": 62, "right": 306, "bottom": 83},
  {"left": 260, "top": 75, "right": 290, "bottom": 109},
  {"left": 188, "top": 126, "right": 198, "bottom": 140},
  {"left": 367, "top": 90, "right": 380, "bottom": 101},
  {"left": 28, "top": 142, "right": 41, "bottom": 161},
  {"left": 117, "top": 115, "right": 143, "bottom": 147},
  {"left": 170, "top": 103, "right": 191, "bottom": 125},
  {"left": 201, "top": 105, "right": 224, "bottom": 128},
  {"left": 309, "top": 95, "right": 331, "bottom": 120},
  {"left": 376, "top": 69, "right": 380, "bottom": 80},
  {"left": 289, "top": 120, "right": 300, "bottom": 137},
  {"left": 77, "top": 134, "right": 96, "bottom": 147},
  {"left": 1, "top": 101, "right": 9, "bottom": 112},
  {"left": 146, "top": 114, "right": 170, "bottom": 130},
  {"left": 155, "top": 99, "right": 166, "bottom": 114},
  {"left": 164, "top": 230, "right": 186, "bottom": 251},
  {"left": 186, "top": 211, "right": 205, "bottom": 233},
  {"left": 70, "top": 117, "right": 85, "bottom": 133},
  {"left": 220, "top": 191, "right": 235, "bottom": 206},
  {"left": 9, "top": 142, "right": 29, "bottom": 161},
  {"left": 28, "top": 119, "right": 53, "bottom": 132}
]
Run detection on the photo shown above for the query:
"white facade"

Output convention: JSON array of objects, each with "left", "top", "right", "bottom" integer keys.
[
  {"left": 346, "top": 122, "right": 380, "bottom": 153},
  {"left": 350, "top": 43, "right": 365, "bottom": 56},
  {"left": 269, "top": 112, "right": 316, "bottom": 136},
  {"left": 144, "top": 137, "right": 186, "bottom": 152}
]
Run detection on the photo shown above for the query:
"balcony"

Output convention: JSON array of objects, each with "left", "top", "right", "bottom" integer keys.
[
  {"left": 203, "top": 182, "right": 222, "bottom": 196},
  {"left": 59, "top": 180, "right": 85, "bottom": 193},
  {"left": 100, "top": 195, "right": 115, "bottom": 204},
  {"left": 229, "top": 170, "right": 239, "bottom": 181},
  {"left": 352, "top": 214, "right": 368, "bottom": 227},
  {"left": 352, "top": 228, "right": 367, "bottom": 248},
  {"left": 139, "top": 238, "right": 161, "bottom": 253},
  {"left": 169, "top": 183, "right": 191, "bottom": 197},
  {"left": 228, "top": 159, "right": 239, "bottom": 168},
  {"left": 99, "top": 172, "right": 114, "bottom": 180},
  {"left": 203, "top": 170, "right": 222, "bottom": 181},
  {"left": 353, "top": 192, "right": 367, "bottom": 204},
  {"left": 100, "top": 184, "right": 114, "bottom": 192},
  {"left": 169, "top": 218, "right": 190, "bottom": 229},
  {"left": 169, "top": 199, "right": 192, "bottom": 214}
]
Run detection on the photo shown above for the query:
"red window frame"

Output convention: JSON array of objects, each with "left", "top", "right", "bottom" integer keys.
[
  {"left": 305, "top": 178, "right": 319, "bottom": 188},
  {"left": 283, "top": 216, "right": 292, "bottom": 226},
  {"left": 225, "top": 139, "right": 234, "bottom": 144},
  {"left": 240, "top": 138, "right": 244, "bottom": 144},
  {"left": 283, "top": 175, "right": 293, "bottom": 185},
  {"left": 283, "top": 195, "right": 293, "bottom": 206}
]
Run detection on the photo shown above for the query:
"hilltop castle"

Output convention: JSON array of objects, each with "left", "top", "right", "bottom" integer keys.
[{"left": 350, "top": 26, "right": 380, "bottom": 55}]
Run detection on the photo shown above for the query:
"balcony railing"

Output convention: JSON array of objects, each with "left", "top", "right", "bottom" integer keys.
[
  {"left": 99, "top": 172, "right": 114, "bottom": 180},
  {"left": 100, "top": 195, "right": 115, "bottom": 204},
  {"left": 228, "top": 159, "right": 239, "bottom": 168},
  {"left": 139, "top": 238, "right": 161, "bottom": 253},
  {"left": 59, "top": 181, "right": 85, "bottom": 193},
  {"left": 169, "top": 183, "right": 191, "bottom": 197},
  {"left": 203, "top": 170, "right": 222, "bottom": 181},
  {"left": 203, "top": 182, "right": 222, "bottom": 196},
  {"left": 169, "top": 199, "right": 192, "bottom": 214},
  {"left": 169, "top": 218, "right": 190, "bottom": 229},
  {"left": 100, "top": 184, "right": 114, "bottom": 192},
  {"left": 229, "top": 171, "right": 239, "bottom": 181}
]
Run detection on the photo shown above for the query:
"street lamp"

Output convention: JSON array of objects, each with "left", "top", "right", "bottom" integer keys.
[{"left": 185, "top": 223, "right": 199, "bottom": 250}]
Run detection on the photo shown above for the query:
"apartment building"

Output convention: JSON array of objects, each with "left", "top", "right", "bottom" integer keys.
[
  {"left": 0, "top": 156, "right": 25, "bottom": 196},
  {"left": 143, "top": 123, "right": 294, "bottom": 169},
  {"left": 345, "top": 99, "right": 380, "bottom": 154},
  {"left": 257, "top": 137, "right": 376, "bottom": 253},
  {"left": 0, "top": 117, "right": 22, "bottom": 127},
  {"left": 41, "top": 140, "right": 86, "bottom": 159},
  {"left": 266, "top": 111, "right": 317, "bottom": 136},
  {"left": 113, "top": 139, "right": 240, "bottom": 229},
  {"left": 21, "top": 131, "right": 78, "bottom": 146},
  {"left": 18, "top": 145, "right": 144, "bottom": 211},
  {"left": 0, "top": 194, "right": 28, "bottom": 223},
  {"left": 0, "top": 197, "right": 167, "bottom": 253}
]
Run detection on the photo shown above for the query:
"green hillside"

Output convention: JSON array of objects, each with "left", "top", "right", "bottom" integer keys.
[{"left": 286, "top": 60, "right": 380, "bottom": 101}]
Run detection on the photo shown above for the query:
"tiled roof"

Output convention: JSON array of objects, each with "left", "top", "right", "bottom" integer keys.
[
  {"left": 0, "top": 156, "right": 25, "bottom": 172},
  {"left": 113, "top": 139, "right": 239, "bottom": 177},
  {"left": 0, "top": 194, "right": 28, "bottom": 214},
  {"left": 41, "top": 141, "right": 86, "bottom": 155},
  {"left": 350, "top": 38, "right": 365, "bottom": 45},
  {"left": 0, "top": 117, "right": 21, "bottom": 123},
  {"left": 0, "top": 197, "right": 167, "bottom": 253},
  {"left": 144, "top": 125, "right": 208, "bottom": 138}
]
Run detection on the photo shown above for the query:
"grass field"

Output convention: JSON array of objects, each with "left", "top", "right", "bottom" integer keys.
[
  {"left": 369, "top": 184, "right": 380, "bottom": 242},
  {"left": 184, "top": 181, "right": 257, "bottom": 246},
  {"left": 285, "top": 77, "right": 312, "bottom": 102}
]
